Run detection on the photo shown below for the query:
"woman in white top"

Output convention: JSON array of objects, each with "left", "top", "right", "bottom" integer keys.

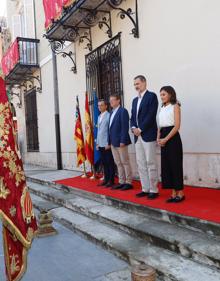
[{"left": 157, "top": 86, "right": 184, "bottom": 203}]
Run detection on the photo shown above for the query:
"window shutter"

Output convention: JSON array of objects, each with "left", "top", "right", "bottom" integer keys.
[
  {"left": 24, "top": 0, "right": 35, "bottom": 38},
  {"left": 12, "top": 15, "right": 21, "bottom": 40}
]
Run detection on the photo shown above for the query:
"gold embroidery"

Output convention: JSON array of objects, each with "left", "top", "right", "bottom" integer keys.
[
  {"left": 10, "top": 254, "right": 20, "bottom": 275},
  {"left": 0, "top": 177, "right": 10, "bottom": 199},
  {"left": 26, "top": 227, "right": 34, "bottom": 241},
  {"left": 21, "top": 186, "right": 35, "bottom": 224},
  {"left": 0, "top": 102, "right": 25, "bottom": 186},
  {"left": 9, "top": 206, "right": 17, "bottom": 217}
]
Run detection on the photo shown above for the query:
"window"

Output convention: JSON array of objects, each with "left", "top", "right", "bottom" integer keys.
[
  {"left": 85, "top": 33, "right": 123, "bottom": 105},
  {"left": 20, "top": 6, "right": 26, "bottom": 37},
  {"left": 11, "top": 14, "right": 22, "bottom": 40},
  {"left": 24, "top": 89, "right": 39, "bottom": 152}
]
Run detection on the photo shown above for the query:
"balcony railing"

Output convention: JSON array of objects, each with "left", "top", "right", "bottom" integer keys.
[{"left": 1, "top": 37, "right": 40, "bottom": 84}]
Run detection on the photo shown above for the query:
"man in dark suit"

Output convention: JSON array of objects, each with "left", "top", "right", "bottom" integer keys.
[
  {"left": 109, "top": 94, "right": 133, "bottom": 191},
  {"left": 131, "top": 75, "right": 159, "bottom": 199}
]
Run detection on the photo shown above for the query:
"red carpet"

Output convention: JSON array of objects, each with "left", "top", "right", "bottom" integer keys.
[{"left": 55, "top": 176, "right": 220, "bottom": 224}]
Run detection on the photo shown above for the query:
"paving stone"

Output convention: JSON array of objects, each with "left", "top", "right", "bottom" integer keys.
[
  {"left": 94, "top": 268, "right": 131, "bottom": 281},
  {"left": 0, "top": 218, "right": 128, "bottom": 281}
]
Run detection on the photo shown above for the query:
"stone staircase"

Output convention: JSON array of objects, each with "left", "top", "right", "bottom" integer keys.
[{"left": 27, "top": 176, "right": 220, "bottom": 281}]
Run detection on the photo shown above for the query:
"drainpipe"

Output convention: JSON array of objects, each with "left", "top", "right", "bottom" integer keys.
[{"left": 52, "top": 51, "right": 63, "bottom": 170}]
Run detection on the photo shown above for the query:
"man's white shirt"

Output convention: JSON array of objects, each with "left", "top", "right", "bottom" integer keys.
[
  {"left": 131, "top": 90, "right": 147, "bottom": 130},
  {"left": 99, "top": 111, "right": 107, "bottom": 124},
  {"left": 136, "top": 90, "right": 146, "bottom": 126},
  {"left": 109, "top": 105, "right": 120, "bottom": 127}
]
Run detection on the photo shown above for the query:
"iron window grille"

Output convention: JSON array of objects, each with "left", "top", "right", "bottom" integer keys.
[
  {"left": 24, "top": 89, "right": 39, "bottom": 152},
  {"left": 86, "top": 33, "right": 123, "bottom": 107}
]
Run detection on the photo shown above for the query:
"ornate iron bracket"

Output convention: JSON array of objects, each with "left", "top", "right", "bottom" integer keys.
[
  {"left": 79, "top": 29, "right": 93, "bottom": 51},
  {"left": 6, "top": 72, "right": 42, "bottom": 108},
  {"left": 107, "top": 0, "right": 139, "bottom": 38},
  {"left": 98, "top": 11, "right": 112, "bottom": 38},
  {"left": 61, "top": 25, "right": 93, "bottom": 50},
  {"left": 50, "top": 39, "right": 77, "bottom": 73},
  {"left": 9, "top": 88, "right": 22, "bottom": 108},
  {"left": 7, "top": 83, "right": 26, "bottom": 108},
  {"left": 80, "top": 8, "right": 112, "bottom": 39},
  {"left": 24, "top": 74, "right": 42, "bottom": 93}
]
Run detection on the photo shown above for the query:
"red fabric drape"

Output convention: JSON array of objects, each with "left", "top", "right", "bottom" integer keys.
[
  {"left": 43, "top": 0, "right": 65, "bottom": 29},
  {"left": 43, "top": 0, "right": 76, "bottom": 29},
  {"left": 0, "top": 77, "right": 37, "bottom": 281},
  {"left": 63, "top": 0, "right": 76, "bottom": 7},
  {"left": 1, "top": 39, "right": 19, "bottom": 76}
]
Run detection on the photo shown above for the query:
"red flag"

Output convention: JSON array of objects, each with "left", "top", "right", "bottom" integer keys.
[
  {"left": 43, "top": 0, "right": 76, "bottom": 29},
  {"left": 74, "top": 96, "right": 86, "bottom": 167},
  {"left": 1, "top": 39, "right": 19, "bottom": 76},
  {"left": 84, "top": 92, "right": 94, "bottom": 165},
  {"left": 0, "top": 77, "right": 37, "bottom": 281},
  {"left": 43, "top": 0, "right": 63, "bottom": 29}
]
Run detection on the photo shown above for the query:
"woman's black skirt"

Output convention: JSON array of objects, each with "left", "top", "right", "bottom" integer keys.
[{"left": 160, "top": 126, "right": 184, "bottom": 190}]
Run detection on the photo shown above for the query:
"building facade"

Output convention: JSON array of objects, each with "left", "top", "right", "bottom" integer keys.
[{"left": 2, "top": 0, "right": 220, "bottom": 188}]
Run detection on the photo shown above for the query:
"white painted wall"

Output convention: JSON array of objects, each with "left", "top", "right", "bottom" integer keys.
[{"left": 9, "top": 0, "right": 220, "bottom": 187}]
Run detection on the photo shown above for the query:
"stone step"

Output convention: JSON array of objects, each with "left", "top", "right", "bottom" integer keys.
[
  {"left": 26, "top": 176, "right": 220, "bottom": 238},
  {"left": 31, "top": 193, "right": 220, "bottom": 281},
  {"left": 28, "top": 181, "right": 220, "bottom": 270}
]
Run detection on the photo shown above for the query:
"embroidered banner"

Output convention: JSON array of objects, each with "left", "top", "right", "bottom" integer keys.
[
  {"left": 1, "top": 39, "right": 19, "bottom": 76},
  {"left": 0, "top": 77, "right": 37, "bottom": 281}
]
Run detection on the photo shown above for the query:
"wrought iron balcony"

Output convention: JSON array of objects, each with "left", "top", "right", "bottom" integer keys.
[
  {"left": 43, "top": 0, "right": 138, "bottom": 74},
  {"left": 1, "top": 37, "right": 40, "bottom": 87},
  {"left": 43, "top": 0, "right": 139, "bottom": 48}
]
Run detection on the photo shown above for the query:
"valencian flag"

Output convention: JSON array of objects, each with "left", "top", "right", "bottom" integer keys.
[
  {"left": 0, "top": 77, "right": 37, "bottom": 281},
  {"left": 74, "top": 96, "right": 86, "bottom": 167},
  {"left": 92, "top": 90, "right": 100, "bottom": 166},
  {"left": 84, "top": 92, "right": 94, "bottom": 165}
]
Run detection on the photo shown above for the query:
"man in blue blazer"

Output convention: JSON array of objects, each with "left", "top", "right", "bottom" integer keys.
[
  {"left": 131, "top": 75, "right": 159, "bottom": 199},
  {"left": 109, "top": 94, "right": 133, "bottom": 191}
]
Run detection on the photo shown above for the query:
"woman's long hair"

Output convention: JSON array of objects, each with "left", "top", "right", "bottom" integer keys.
[{"left": 160, "top": 86, "right": 181, "bottom": 106}]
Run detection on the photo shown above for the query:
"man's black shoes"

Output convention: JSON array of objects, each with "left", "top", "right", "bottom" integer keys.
[
  {"left": 147, "top": 193, "right": 159, "bottom": 200},
  {"left": 97, "top": 181, "right": 108, "bottom": 187},
  {"left": 121, "top": 184, "right": 133, "bottom": 191},
  {"left": 105, "top": 181, "right": 114, "bottom": 188},
  {"left": 111, "top": 184, "right": 124, "bottom": 190},
  {"left": 136, "top": 191, "right": 149, "bottom": 198}
]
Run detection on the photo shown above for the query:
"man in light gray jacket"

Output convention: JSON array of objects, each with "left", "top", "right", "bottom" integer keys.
[{"left": 96, "top": 99, "right": 115, "bottom": 187}]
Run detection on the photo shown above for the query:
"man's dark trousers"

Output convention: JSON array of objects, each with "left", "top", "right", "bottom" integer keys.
[{"left": 99, "top": 147, "right": 115, "bottom": 183}]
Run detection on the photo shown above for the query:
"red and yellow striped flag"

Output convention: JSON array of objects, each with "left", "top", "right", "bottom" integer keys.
[
  {"left": 84, "top": 92, "right": 94, "bottom": 165},
  {"left": 74, "top": 96, "right": 86, "bottom": 167}
]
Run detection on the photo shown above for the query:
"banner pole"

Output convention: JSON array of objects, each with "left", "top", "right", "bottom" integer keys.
[
  {"left": 90, "top": 164, "right": 96, "bottom": 180},
  {"left": 81, "top": 162, "right": 88, "bottom": 178}
]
